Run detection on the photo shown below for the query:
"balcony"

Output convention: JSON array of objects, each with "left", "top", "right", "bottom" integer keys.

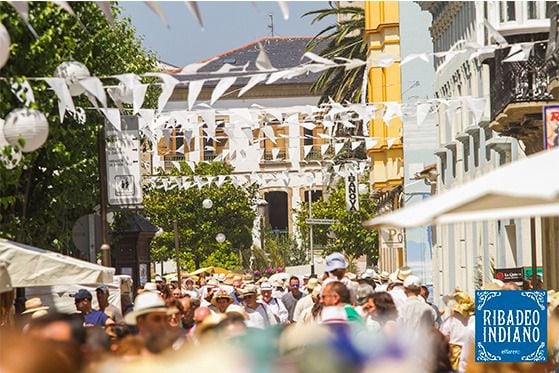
[
  {"left": 203, "top": 151, "right": 219, "bottom": 161},
  {"left": 489, "top": 40, "right": 554, "bottom": 154},
  {"left": 163, "top": 154, "right": 186, "bottom": 171}
]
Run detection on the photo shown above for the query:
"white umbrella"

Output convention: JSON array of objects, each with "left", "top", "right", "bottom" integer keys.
[
  {"left": 364, "top": 147, "right": 559, "bottom": 228},
  {"left": 0, "top": 238, "right": 114, "bottom": 291}
]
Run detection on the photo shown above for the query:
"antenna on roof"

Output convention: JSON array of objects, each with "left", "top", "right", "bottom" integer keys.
[{"left": 268, "top": 13, "right": 274, "bottom": 37}]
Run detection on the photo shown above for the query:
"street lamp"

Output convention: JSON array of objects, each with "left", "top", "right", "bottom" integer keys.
[{"left": 256, "top": 199, "right": 268, "bottom": 253}]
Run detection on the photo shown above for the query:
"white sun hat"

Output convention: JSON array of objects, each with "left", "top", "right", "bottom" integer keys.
[{"left": 124, "top": 292, "right": 169, "bottom": 325}]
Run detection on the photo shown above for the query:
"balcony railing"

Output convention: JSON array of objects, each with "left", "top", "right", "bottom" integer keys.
[
  {"left": 490, "top": 41, "right": 554, "bottom": 120},
  {"left": 262, "top": 150, "right": 288, "bottom": 161},
  {"left": 163, "top": 154, "right": 186, "bottom": 171},
  {"left": 204, "top": 151, "right": 218, "bottom": 161}
]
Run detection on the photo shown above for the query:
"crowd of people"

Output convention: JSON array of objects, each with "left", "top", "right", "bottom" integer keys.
[{"left": 1, "top": 252, "right": 559, "bottom": 373}]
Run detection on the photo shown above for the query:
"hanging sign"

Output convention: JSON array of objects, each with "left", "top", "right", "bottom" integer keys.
[
  {"left": 344, "top": 172, "right": 359, "bottom": 212},
  {"left": 105, "top": 115, "right": 143, "bottom": 206},
  {"left": 543, "top": 105, "right": 559, "bottom": 149}
]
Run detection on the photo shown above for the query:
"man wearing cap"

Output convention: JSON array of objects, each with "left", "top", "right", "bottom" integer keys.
[
  {"left": 292, "top": 278, "right": 319, "bottom": 323},
  {"left": 281, "top": 276, "right": 303, "bottom": 323},
  {"left": 323, "top": 252, "right": 357, "bottom": 304},
  {"left": 397, "top": 275, "right": 436, "bottom": 332},
  {"left": 73, "top": 289, "right": 113, "bottom": 327},
  {"left": 95, "top": 285, "right": 123, "bottom": 323},
  {"left": 260, "top": 282, "right": 288, "bottom": 323}
]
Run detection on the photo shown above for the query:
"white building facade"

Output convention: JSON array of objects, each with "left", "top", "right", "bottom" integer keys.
[{"left": 417, "top": 1, "right": 549, "bottom": 300}]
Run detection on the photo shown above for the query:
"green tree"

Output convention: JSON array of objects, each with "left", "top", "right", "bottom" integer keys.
[
  {"left": 304, "top": 2, "right": 366, "bottom": 103},
  {"left": 0, "top": 2, "right": 158, "bottom": 253},
  {"left": 142, "top": 162, "right": 257, "bottom": 272},
  {"left": 295, "top": 178, "right": 378, "bottom": 266},
  {"left": 252, "top": 230, "right": 308, "bottom": 273}
]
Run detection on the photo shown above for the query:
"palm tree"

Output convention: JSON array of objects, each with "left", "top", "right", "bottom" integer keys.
[{"left": 304, "top": 3, "right": 366, "bottom": 104}]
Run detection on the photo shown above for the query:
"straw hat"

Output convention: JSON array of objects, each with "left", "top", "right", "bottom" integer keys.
[
  {"left": 306, "top": 278, "right": 319, "bottom": 291},
  {"left": 211, "top": 290, "right": 234, "bottom": 307},
  {"left": 452, "top": 292, "right": 475, "bottom": 317},
  {"left": 143, "top": 282, "right": 160, "bottom": 293},
  {"left": 397, "top": 266, "right": 412, "bottom": 281},
  {"left": 124, "top": 292, "right": 170, "bottom": 325},
  {"left": 240, "top": 284, "right": 258, "bottom": 297},
  {"left": 22, "top": 298, "right": 49, "bottom": 315},
  {"left": 260, "top": 282, "right": 273, "bottom": 291},
  {"left": 226, "top": 304, "right": 247, "bottom": 319},
  {"left": 379, "top": 271, "right": 390, "bottom": 282}
]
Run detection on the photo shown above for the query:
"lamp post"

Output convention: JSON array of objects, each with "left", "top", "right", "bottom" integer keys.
[{"left": 256, "top": 199, "right": 268, "bottom": 254}]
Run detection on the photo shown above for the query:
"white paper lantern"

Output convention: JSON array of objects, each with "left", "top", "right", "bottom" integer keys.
[
  {"left": 3, "top": 109, "right": 49, "bottom": 152},
  {"left": 0, "top": 118, "right": 22, "bottom": 169},
  {"left": 216, "top": 233, "right": 226, "bottom": 243},
  {"left": 202, "top": 198, "right": 213, "bottom": 209},
  {"left": 0, "top": 22, "right": 10, "bottom": 69},
  {"left": 54, "top": 61, "right": 91, "bottom": 96},
  {"left": 358, "top": 183, "right": 369, "bottom": 195}
]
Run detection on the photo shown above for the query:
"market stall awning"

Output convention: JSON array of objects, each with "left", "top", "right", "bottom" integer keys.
[
  {"left": 364, "top": 147, "right": 559, "bottom": 228},
  {"left": 0, "top": 238, "right": 114, "bottom": 291},
  {"left": 186, "top": 266, "right": 231, "bottom": 277}
]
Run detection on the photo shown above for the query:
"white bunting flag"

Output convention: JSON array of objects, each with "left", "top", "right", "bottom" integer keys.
[
  {"left": 171, "top": 161, "right": 181, "bottom": 171},
  {"left": 79, "top": 77, "right": 107, "bottom": 108},
  {"left": 351, "top": 141, "right": 362, "bottom": 150},
  {"left": 365, "top": 138, "right": 378, "bottom": 150},
  {"left": 239, "top": 74, "right": 267, "bottom": 97},
  {"left": 8, "top": 1, "right": 38, "bottom": 37},
  {"left": 145, "top": 1, "right": 169, "bottom": 27},
  {"left": 416, "top": 103, "right": 431, "bottom": 127},
  {"left": 334, "top": 142, "right": 345, "bottom": 156},
  {"left": 188, "top": 80, "right": 205, "bottom": 110},
  {"left": 277, "top": 1, "right": 289, "bottom": 20},
  {"left": 44, "top": 77, "right": 75, "bottom": 122},
  {"left": 303, "top": 144, "right": 313, "bottom": 159},
  {"left": 210, "top": 76, "right": 236, "bottom": 105},
  {"left": 184, "top": 1, "right": 204, "bottom": 28},
  {"left": 383, "top": 102, "right": 402, "bottom": 126},
  {"left": 180, "top": 57, "right": 216, "bottom": 75},
  {"left": 256, "top": 42, "right": 274, "bottom": 70},
  {"left": 272, "top": 147, "right": 280, "bottom": 160},
  {"left": 463, "top": 96, "right": 486, "bottom": 124},
  {"left": 100, "top": 108, "right": 121, "bottom": 130},
  {"left": 302, "top": 51, "right": 336, "bottom": 65},
  {"left": 321, "top": 143, "right": 330, "bottom": 156},
  {"left": 261, "top": 126, "right": 277, "bottom": 144},
  {"left": 387, "top": 137, "right": 397, "bottom": 149},
  {"left": 186, "top": 160, "right": 196, "bottom": 173},
  {"left": 145, "top": 73, "right": 179, "bottom": 112},
  {"left": 216, "top": 175, "right": 227, "bottom": 188}
]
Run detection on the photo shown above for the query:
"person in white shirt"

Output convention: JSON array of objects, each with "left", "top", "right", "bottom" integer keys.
[
  {"left": 260, "top": 282, "right": 288, "bottom": 323},
  {"left": 293, "top": 278, "right": 319, "bottom": 323},
  {"left": 396, "top": 275, "right": 436, "bottom": 333},
  {"left": 241, "top": 284, "right": 277, "bottom": 329}
]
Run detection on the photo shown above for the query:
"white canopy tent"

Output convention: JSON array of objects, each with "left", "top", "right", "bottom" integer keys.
[
  {"left": 364, "top": 147, "right": 559, "bottom": 284},
  {"left": 0, "top": 238, "right": 114, "bottom": 292}
]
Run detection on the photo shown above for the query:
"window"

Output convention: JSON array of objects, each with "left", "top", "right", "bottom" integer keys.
[
  {"left": 263, "top": 121, "right": 288, "bottom": 160},
  {"left": 500, "top": 1, "right": 517, "bottom": 22},
  {"left": 546, "top": 1, "right": 554, "bottom": 18},
  {"left": 203, "top": 120, "right": 228, "bottom": 161},
  {"left": 527, "top": 1, "right": 538, "bottom": 19}
]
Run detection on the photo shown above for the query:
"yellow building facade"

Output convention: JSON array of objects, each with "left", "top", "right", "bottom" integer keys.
[{"left": 364, "top": 2, "right": 405, "bottom": 272}]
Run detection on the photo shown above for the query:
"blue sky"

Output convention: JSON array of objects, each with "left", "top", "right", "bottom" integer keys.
[{"left": 119, "top": 1, "right": 330, "bottom": 67}]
